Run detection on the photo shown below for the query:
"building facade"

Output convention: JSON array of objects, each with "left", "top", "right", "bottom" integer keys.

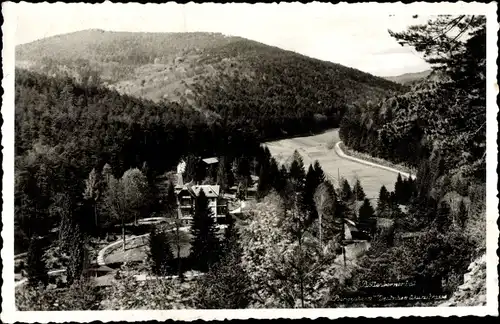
[{"left": 175, "top": 184, "right": 228, "bottom": 226}]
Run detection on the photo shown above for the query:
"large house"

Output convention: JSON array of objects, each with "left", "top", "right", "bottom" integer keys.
[{"left": 175, "top": 183, "right": 228, "bottom": 226}]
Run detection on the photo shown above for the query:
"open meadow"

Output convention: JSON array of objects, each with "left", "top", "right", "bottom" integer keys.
[{"left": 265, "top": 129, "right": 400, "bottom": 199}]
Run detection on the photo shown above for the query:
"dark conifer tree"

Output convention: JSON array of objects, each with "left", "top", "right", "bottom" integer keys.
[
  {"left": 289, "top": 150, "right": 306, "bottom": 193},
  {"left": 165, "top": 180, "right": 177, "bottom": 216},
  {"left": 313, "top": 160, "right": 326, "bottom": 184},
  {"left": 268, "top": 157, "right": 280, "bottom": 190},
  {"left": 430, "top": 151, "right": 445, "bottom": 185},
  {"left": 394, "top": 173, "right": 404, "bottom": 203},
  {"left": 190, "top": 189, "right": 221, "bottom": 271},
  {"left": 359, "top": 198, "right": 375, "bottom": 220},
  {"left": 303, "top": 164, "right": 319, "bottom": 222},
  {"left": 216, "top": 157, "right": 229, "bottom": 192},
  {"left": 217, "top": 156, "right": 235, "bottom": 190},
  {"left": 353, "top": 179, "right": 366, "bottom": 201},
  {"left": 436, "top": 201, "right": 452, "bottom": 233},
  {"left": 183, "top": 155, "right": 198, "bottom": 184},
  {"left": 376, "top": 185, "right": 390, "bottom": 216},
  {"left": 340, "top": 179, "right": 353, "bottom": 202},
  {"left": 358, "top": 198, "right": 375, "bottom": 233},
  {"left": 263, "top": 146, "right": 272, "bottom": 164},
  {"left": 66, "top": 224, "right": 87, "bottom": 285},
  {"left": 26, "top": 237, "right": 49, "bottom": 287},
  {"left": 407, "top": 175, "right": 417, "bottom": 196},
  {"left": 416, "top": 159, "right": 433, "bottom": 199},
  {"left": 236, "top": 156, "right": 251, "bottom": 188},
  {"left": 222, "top": 214, "right": 237, "bottom": 255},
  {"left": 193, "top": 216, "right": 250, "bottom": 309},
  {"left": 275, "top": 164, "right": 288, "bottom": 193},
  {"left": 148, "top": 226, "right": 175, "bottom": 276},
  {"left": 195, "top": 159, "right": 207, "bottom": 184},
  {"left": 457, "top": 200, "right": 468, "bottom": 228},
  {"left": 257, "top": 162, "right": 271, "bottom": 199}
]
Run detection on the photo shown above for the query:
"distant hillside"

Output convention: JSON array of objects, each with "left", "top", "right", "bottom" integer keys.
[
  {"left": 384, "top": 70, "right": 432, "bottom": 85},
  {"left": 16, "top": 29, "right": 405, "bottom": 138}
]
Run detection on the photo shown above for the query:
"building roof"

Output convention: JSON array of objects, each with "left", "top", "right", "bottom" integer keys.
[
  {"left": 190, "top": 185, "right": 220, "bottom": 198},
  {"left": 202, "top": 157, "right": 219, "bottom": 164}
]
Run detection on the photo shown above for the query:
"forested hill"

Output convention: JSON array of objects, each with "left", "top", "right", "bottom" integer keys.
[
  {"left": 383, "top": 69, "right": 432, "bottom": 85},
  {"left": 16, "top": 29, "right": 405, "bottom": 137}
]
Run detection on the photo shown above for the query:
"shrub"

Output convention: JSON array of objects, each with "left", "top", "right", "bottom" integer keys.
[{"left": 16, "top": 278, "right": 101, "bottom": 311}]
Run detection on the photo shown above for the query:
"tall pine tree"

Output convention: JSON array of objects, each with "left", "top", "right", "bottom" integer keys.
[
  {"left": 275, "top": 164, "right": 288, "bottom": 193},
  {"left": 193, "top": 216, "right": 251, "bottom": 309},
  {"left": 66, "top": 224, "right": 88, "bottom": 285},
  {"left": 340, "top": 179, "right": 353, "bottom": 202},
  {"left": 190, "top": 189, "right": 221, "bottom": 272},
  {"left": 216, "top": 157, "right": 230, "bottom": 192},
  {"left": 358, "top": 198, "right": 375, "bottom": 234},
  {"left": 148, "top": 226, "right": 175, "bottom": 276},
  {"left": 394, "top": 173, "right": 404, "bottom": 204},
  {"left": 353, "top": 179, "right": 366, "bottom": 201},
  {"left": 236, "top": 156, "right": 251, "bottom": 188},
  {"left": 436, "top": 201, "right": 452, "bottom": 233},
  {"left": 457, "top": 200, "right": 468, "bottom": 228},
  {"left": 83, "top": 168, "right": 102, "bottom": 232},
  {"left": 376, "top": 185, "right": 390, "bottom": 216},
  {"left": 289, "top": 150, "right": 306, "bottom": 193},
  {"left": 303, "top": 165, "right": 320, "bottom": 223},
  {"left": 313, "top": 160, "right": 326, "bottom": 184},
  {"left": 257, "top": 162, "right": 271, "bottom": 199},
  {"left": 164, "top": 180, "right": 177, "bottom": 217},
  {"left": 26, "top": 237, "right": 48, "bottom": 287},
  {"left": 268, "top": 157, "right": 280, "bottom": 191}
]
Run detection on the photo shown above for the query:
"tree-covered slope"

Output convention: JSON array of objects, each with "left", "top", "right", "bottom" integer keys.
[{"left": 16, "top": 29, "right": 405, "bottom": 137}]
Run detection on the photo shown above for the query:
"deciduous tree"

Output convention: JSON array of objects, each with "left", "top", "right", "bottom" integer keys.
[{"left": 241, "top": 196, "right": 347, "bottom": 308}]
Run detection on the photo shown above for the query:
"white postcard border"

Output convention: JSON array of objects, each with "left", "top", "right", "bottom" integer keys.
[{"left": 2, "top": 1, "right": 498, "bottom": 322}]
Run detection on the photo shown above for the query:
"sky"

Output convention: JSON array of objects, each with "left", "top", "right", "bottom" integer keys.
[{"left": 8, "top": 2, "right": 440, "bottom": 77}]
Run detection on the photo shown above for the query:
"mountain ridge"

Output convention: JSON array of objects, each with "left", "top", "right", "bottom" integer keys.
[
  {"left": 383, "top": 69, "right": 432, "bottom": 85},
  {"left": 16, "top": 29, "right": 405, "bottom": 136}
]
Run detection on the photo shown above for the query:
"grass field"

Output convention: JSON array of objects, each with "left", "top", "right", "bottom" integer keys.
[{"left": 265, "top": 129, "right": 400, "bottom": 200}]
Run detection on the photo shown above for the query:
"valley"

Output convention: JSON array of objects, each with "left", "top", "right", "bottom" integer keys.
[{"left": 11, "top": 11, "right": 488, "bottom": 313}]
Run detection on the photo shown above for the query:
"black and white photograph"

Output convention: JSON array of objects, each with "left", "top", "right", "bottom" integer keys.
[{"left": 1, "top": 1, "right": 498, "bottom": 321}]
